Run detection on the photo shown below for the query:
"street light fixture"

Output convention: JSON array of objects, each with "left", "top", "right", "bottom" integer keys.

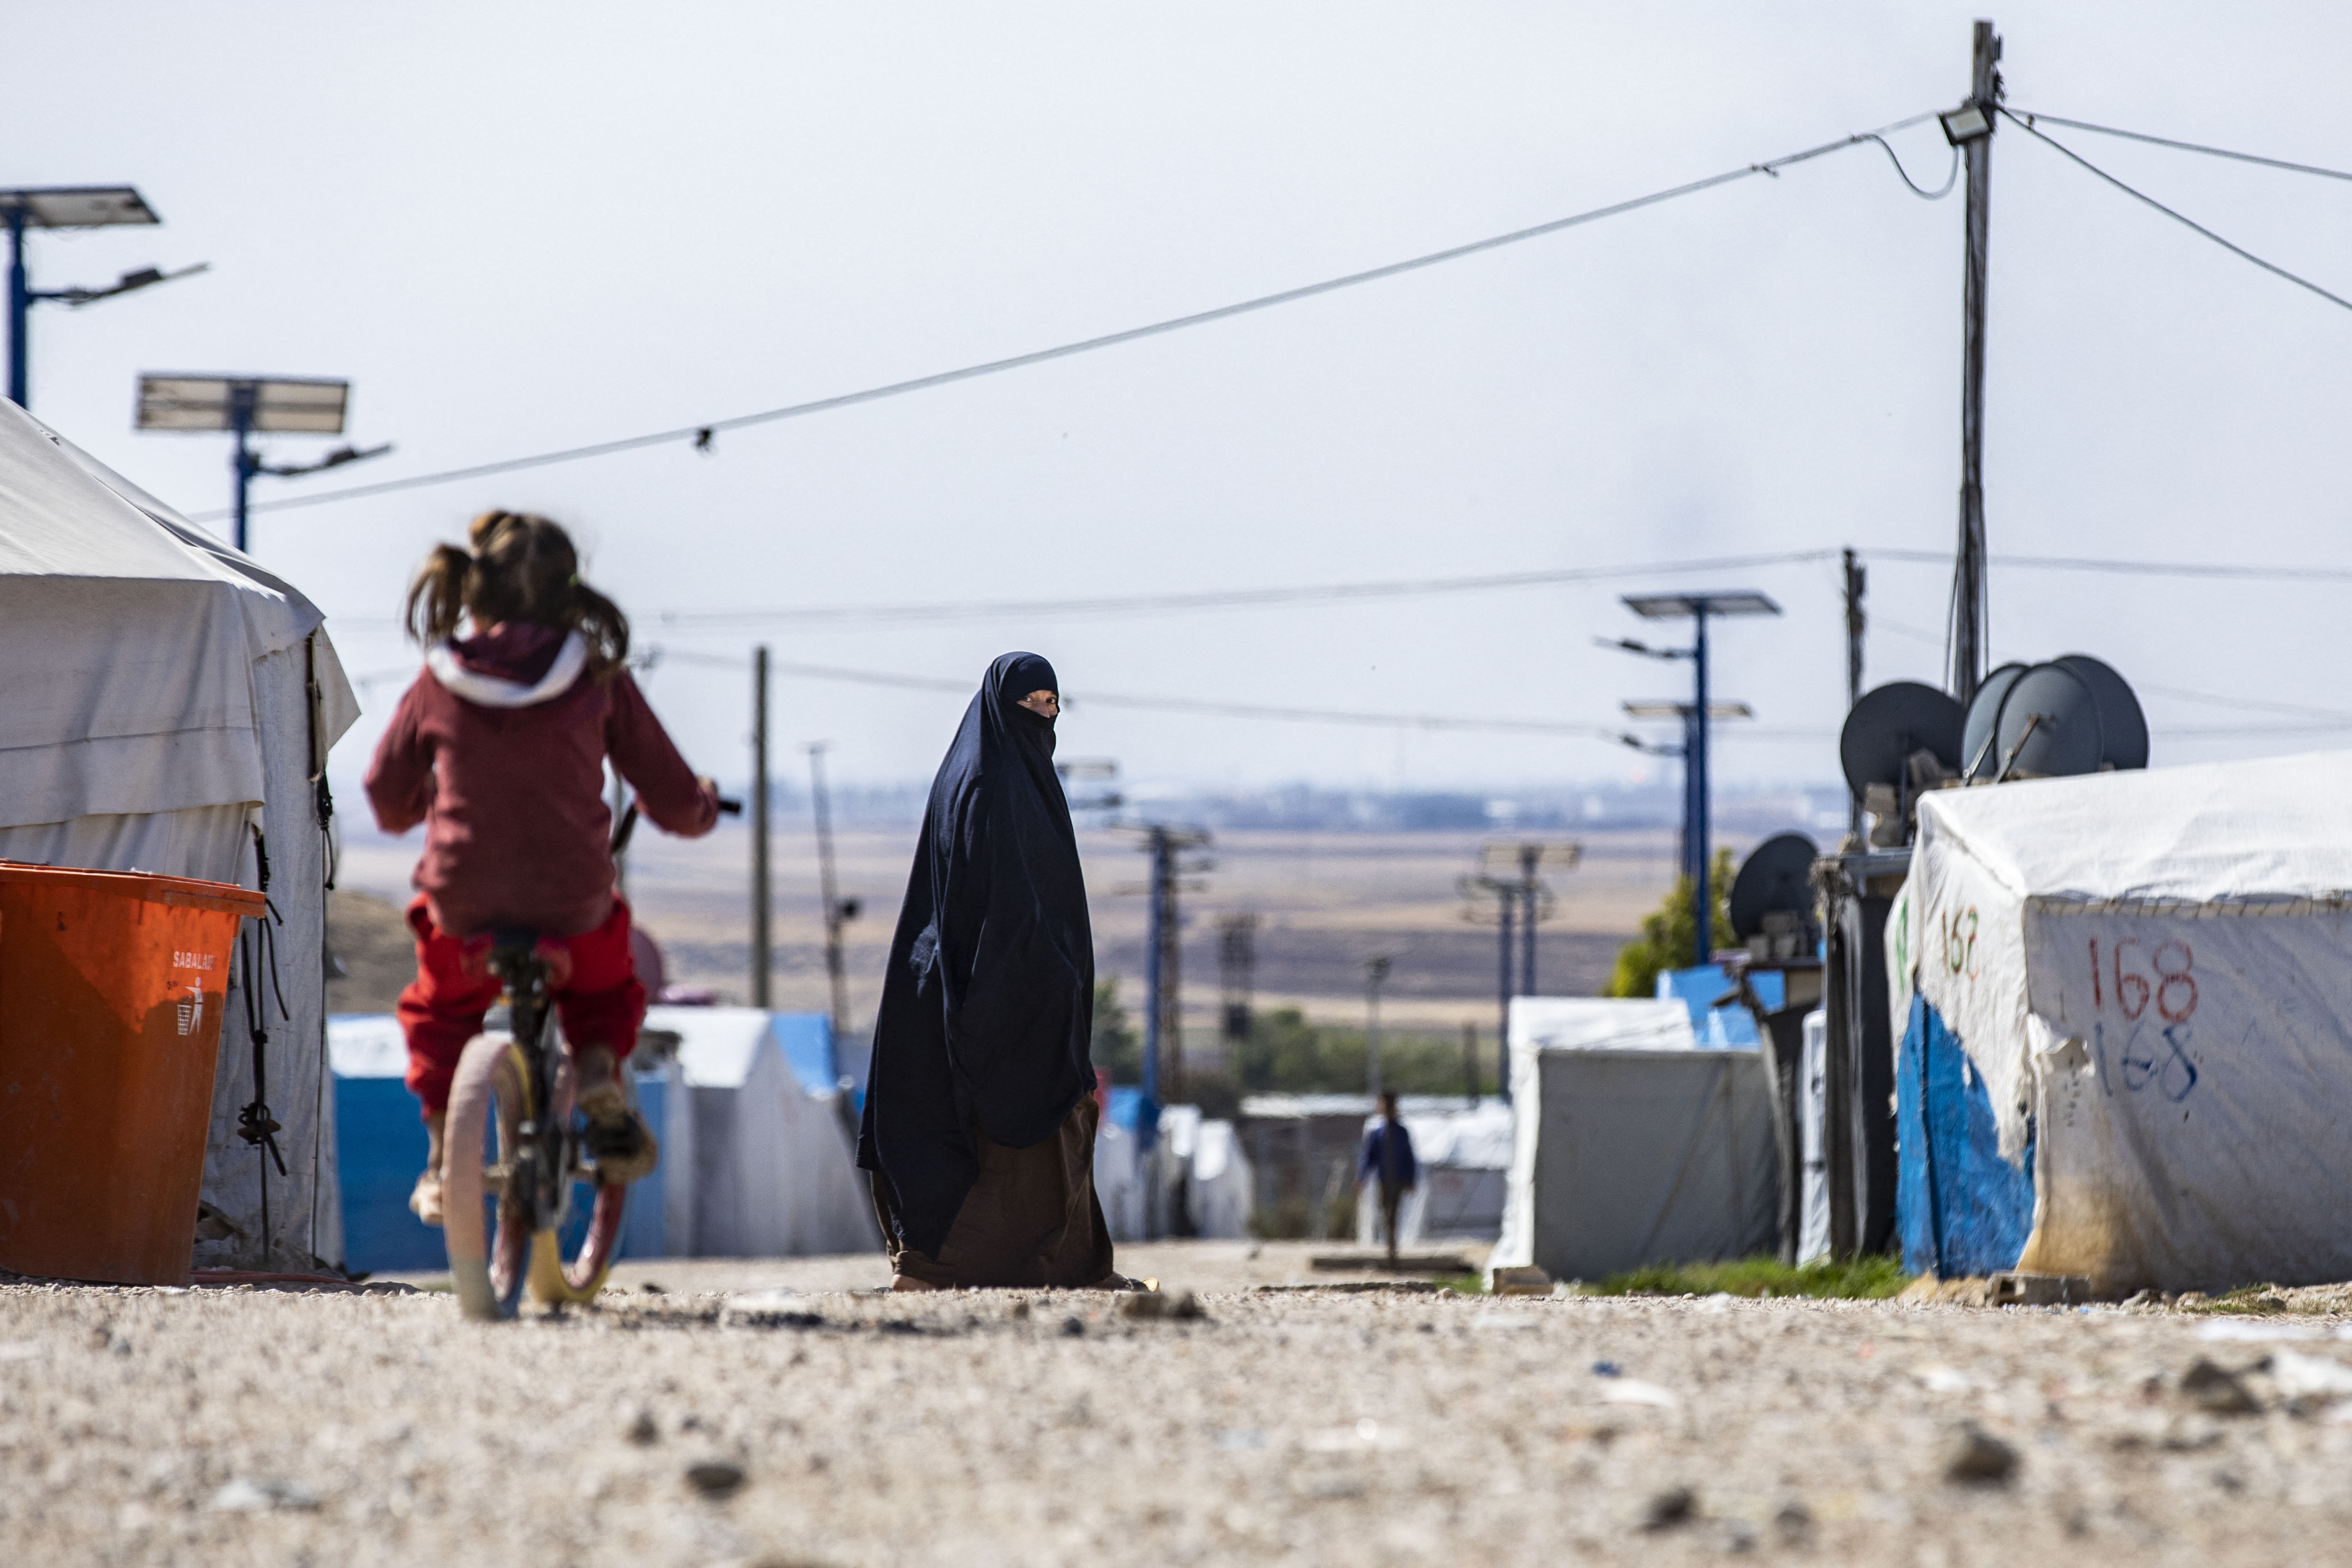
[
  {"left": 3, "top": 186, "right": 207, "bottom": 409},
  {"left": 1939, "top": 100, "right": 1994, "bottom": 146},
  {"left": 1609, "top": 590, "right": 1782, "bottom": 966},
  {"left": 134, "top": 373, "right": 391, "bottom": 553}
]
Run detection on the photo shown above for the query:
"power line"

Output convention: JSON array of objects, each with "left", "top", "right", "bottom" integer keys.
[
  {"left": 321, "top": 543, "right": 2352, "bottom": 632},
  {"left": 2003, "top": 108, "right": 2352, "bottom": 316},
  {"left": 190, "top": 111, "right": 1939, "bottom": 524},
  {"left": 2012, "top": 111, "right": 2352, "bottom": 184},
  {"left": 352, "top": 648, "right": 1829, "bottom": 742},
  {"left": 1868, "top": 547, "right": 2352, "bottom": 583},
  {"left": 633, "top": 548, "right": 1838, "bottom": 629}
]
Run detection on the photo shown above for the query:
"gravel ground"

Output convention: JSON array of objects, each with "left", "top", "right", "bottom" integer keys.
[{"left": 7, "top": 1242, "right": 2352, "bottom": 1566}]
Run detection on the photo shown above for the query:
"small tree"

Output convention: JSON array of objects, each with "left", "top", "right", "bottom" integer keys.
[
  {"left": 1091, "top": 977, "right": 1141, "bottom": 1081},
  {"left": 1606, "top": 847, "right": 1737, "bottom": 999}
]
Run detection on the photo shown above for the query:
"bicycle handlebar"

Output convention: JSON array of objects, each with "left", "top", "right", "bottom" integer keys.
[{"left": 613, "top": 793, "right": 745, "bottom": 856}]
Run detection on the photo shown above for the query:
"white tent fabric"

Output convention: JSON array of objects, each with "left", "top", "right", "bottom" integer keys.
[
  {"left": 0, "top": 403, "right": 359, "bottom": 1271},
  {"left": 1353, "top": 1099, "right": 1515, "bottom": 1249},
  {"left": 1092, "top": 1113, "right": 1143, "bottom": 1241},
  {"left": 1797, "top": 1009, "right": 1832, "bottom": 1265},
  {"left": 1890, "top": 752, "right": 2352, "bottom": 1288},
  {"left": 652, "top": 1007, "right": 878, "bottom": 1258},
  {"left": 1186, "top": 1118, "right": 1254, "bottom": 1240},
  {"left": 1495, "top": 998, "right": 1777, "bottom": 1279}
]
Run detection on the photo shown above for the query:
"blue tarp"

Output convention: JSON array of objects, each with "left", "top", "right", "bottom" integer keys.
[
  {"left": 333, "top": 1013, "right": 831, "bottom": 1274},
  {"left": 1656, "top": 964, "right": 1780, "bottom": 1047},
  {"left": 1895, "top": 995, "right": 2035, "bottom": 1277}
]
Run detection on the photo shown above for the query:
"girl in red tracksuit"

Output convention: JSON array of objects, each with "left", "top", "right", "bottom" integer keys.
[{"left": 364, "top": 510, "right": 719, "bottom": 1225}]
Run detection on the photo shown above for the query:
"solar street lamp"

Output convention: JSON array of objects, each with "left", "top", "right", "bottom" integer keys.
[
  {"left": 1613, "top": 591, "right": 1782, "bottom": 965},
  {"left": 136, "top": 373, "right": 390, "bottom": 553},
  {"left": 3, "top": 186, "right": 207, "bottom": 409}
]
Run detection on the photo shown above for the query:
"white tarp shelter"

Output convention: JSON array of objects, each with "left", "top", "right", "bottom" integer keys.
[
  {"left": 1354, "top": 1099, "right": 1515, "bottom": 1249},
  {"left": 1491, "top": 998, "right": 1777, "bottom": 1281},
  {"left": 1092, "top": 1111, "right": 1143, "bottom": 1241},
  {"left": 0, "top": 402, "right": 359, "bottom": 1272},
  {"left": 1890, "top": 751, "right": 2352, "bottom": 1291},
  {"left": 651, "top": 1006, "right": 878, "bottom": 1258}
]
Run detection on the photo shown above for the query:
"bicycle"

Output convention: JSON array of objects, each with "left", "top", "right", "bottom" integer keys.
[{"left": 440, "top": 792, "right": 738, "bottom": 1322}]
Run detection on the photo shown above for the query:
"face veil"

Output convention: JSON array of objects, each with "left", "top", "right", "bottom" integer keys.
[{"left": 855, "top": 652, "right": 1096, "bottom": 1259}]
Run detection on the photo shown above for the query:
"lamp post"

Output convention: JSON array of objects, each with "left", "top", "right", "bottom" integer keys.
[
  {"left": 3, "top": 187, "right": 206, "bottom": 409},
  {"left": 134, "top": 374, "right": 388, "bottom": 553},
  {"left": 1363, "top": 955, "right": 1392, "bottom": 1098},
  {"left": 1610, "top": 588, "right": 1781, "bottom": 966}
]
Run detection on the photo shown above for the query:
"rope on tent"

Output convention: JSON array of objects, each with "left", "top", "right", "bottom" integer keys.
[{"left": 237, "top": 825, "right": 291, "bottom": 1267}]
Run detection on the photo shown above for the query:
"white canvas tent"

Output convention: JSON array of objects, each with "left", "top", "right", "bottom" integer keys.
[
  {"left": 1490, "top": 998, "right": 1777, "bottom": 1281},
  {"left": 651, "top": 1006, "right": 878, "bottom": 1257},
  {"left": 0, "top": 402, "right": 359, "bottom": 1272},
  {"left": 1354, "top": 1099, "right": 1515, "bottom": 1249},
  {"left": 1890, "top": 751, "right": 2352, "bottom": 1290}
]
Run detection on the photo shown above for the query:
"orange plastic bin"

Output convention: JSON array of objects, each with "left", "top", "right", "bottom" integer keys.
[{"left": 0, "top": 864, "right": 263, "bottom": 1285}]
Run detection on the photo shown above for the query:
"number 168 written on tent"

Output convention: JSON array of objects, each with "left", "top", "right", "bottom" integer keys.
[{"left": 2088, "top": 938, "right": 2198, "bottom": 1024}]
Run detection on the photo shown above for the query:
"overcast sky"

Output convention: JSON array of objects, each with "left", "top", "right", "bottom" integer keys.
[{"left": 10, "top": 3, "right": 2350, "bottom": 797}]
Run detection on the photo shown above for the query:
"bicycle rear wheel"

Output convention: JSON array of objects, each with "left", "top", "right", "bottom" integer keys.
[{"left": 442, "top": 1034, "right": 534, "bottom": 1322}]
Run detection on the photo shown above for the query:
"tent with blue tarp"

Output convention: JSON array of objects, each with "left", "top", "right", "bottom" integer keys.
[
  {"left": 1888, "top": 751, "right": 2352, "bottom": 1292},
  {"left": 1657, "top": 964, "right": 1783, "bottom": 1046},
  {"left": 331, "top": 1007, "right": 876, "bottom": 1270}
]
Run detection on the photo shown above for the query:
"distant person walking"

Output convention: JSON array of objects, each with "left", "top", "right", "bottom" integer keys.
[
  {"left": 1359, "top": 1091, "right": 1418, "bottom": 1264},
  {"left": 858, "top": 653, "right": 1131, "bottom": 1290}
]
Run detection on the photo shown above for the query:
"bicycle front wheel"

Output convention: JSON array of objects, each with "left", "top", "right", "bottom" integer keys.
[{"left": 442, "top": 1034, "right": 534, "bottom": 1322}]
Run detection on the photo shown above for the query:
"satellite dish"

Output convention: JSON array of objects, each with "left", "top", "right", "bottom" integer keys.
[
  {"left": 2055, "top": 653, "right": 2149, "bottom": 770},
  {"left": 1961, "top": 662, "right": 2028, "bottom": 781},
  {"left": 1991, "top": 662, "right": 2104, "bottom": 779},
  {"left": 1839, "top": 681, "right": 1966, "bottom": 797},
  {"left": 1729, "top": 832, "right": 1819, "bottom": 942}
]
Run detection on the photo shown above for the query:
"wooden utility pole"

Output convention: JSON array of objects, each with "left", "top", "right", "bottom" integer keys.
[
  {"left": 1951, "top": 19, "right": 2002, "bottom": 708},
  {"left": 1844, "top": 547, "right": 1867, "bottom": 834},
  {"left": 807, "top": 741, "right": 857, "bottom": 1049},
  {"left": 750, "top": 645, "right": 771, "bottom": 1008}
]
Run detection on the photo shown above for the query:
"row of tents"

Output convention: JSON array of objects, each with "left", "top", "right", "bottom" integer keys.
[{"left": 1490, "top": 751, "right": 2352, "bottom": 1297}]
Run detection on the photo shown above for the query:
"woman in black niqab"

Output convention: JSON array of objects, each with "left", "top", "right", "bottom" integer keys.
[{"left": 857, "top": 652, "right": 1124, "bottom": 1289}]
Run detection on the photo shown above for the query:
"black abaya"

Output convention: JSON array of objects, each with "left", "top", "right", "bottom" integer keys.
[{"left": 857, "top": 652, "right": 1098, "bottom": 1262}]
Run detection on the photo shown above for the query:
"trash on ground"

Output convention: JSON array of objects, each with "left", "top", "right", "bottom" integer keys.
[
  {"left": 1942, "top": 1422, "right": 2018, "bottom": 1484},
  {"left": 209, "top": 1479, "right": 320, "bottom": 1513},
  {"left": 2181, "top": 1358, "right": 2262, "bottom": 1415}
]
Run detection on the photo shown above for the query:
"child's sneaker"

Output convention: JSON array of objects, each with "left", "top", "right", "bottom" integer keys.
[
  {"left": 409, "top": 1110, "right": 447, "bottom": 1226},
  {"left": 574, "top": 1047, "right": 658, "bottom": 1185},
  {"left": 409, "top": 1166, "right": 445, "bottom": 1227}
]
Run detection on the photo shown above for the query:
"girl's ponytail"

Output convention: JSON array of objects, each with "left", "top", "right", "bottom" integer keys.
[
  {"left": 405, "top": 543, "right": 474, "bottom": 646},
  {"left": 565, "top": 578, "right": 631, "bottom": 683},
  {"left": 404, "top": 511, "right": 630, "bottom": 682}
]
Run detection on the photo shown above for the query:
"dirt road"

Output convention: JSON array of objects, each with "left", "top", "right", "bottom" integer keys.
[{"left": 5, "top": 1242, "right": 2348, "bottom": 1565}]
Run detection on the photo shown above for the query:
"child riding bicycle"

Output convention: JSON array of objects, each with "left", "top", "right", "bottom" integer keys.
[{"left": 364, "top": 510, "right": 720, "bottom": 1225}]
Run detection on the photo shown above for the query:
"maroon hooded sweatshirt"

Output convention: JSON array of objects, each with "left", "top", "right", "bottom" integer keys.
[{"left": 365, "top": 623, "right": 719, "bottom": 939}]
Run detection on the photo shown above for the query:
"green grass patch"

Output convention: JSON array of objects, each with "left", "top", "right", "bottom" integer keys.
[
  {"left": 1430, "top": 1272, "right": 1485, "bottom": 1295},
  {"left": 1590, "top": 1254, "right": 1913, "bottom": 1301},
  {"left": 2186, "top": 1284, "right": 2294, "bottom": 1316}
]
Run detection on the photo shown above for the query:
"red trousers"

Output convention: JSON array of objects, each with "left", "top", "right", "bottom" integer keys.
[{"left": 397, "top": 895, "right": 647, "bottom": 1118}]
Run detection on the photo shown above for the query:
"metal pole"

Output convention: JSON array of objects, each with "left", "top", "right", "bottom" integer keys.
[
  {"left": 749, "top": 649, "right": 770, "bottom": 1008},
  {"left": 1518, "top": 845, "right": 1540, "bottom": 1000},
  {"left": 1364, "top": 956, "right": 1389, "bottom": 1097},
  {"left": 809, "top": 744, "right": 853, "bottom": 1041},
  {"left": 1844, "top": 547, "right": 1867, "bottom": 836},
  {"left": 229, "top": 382, "right": 256, "bottom": 554},
  {"left": 1463, "top": 1020, "right": 1479, "bottom": 1107},
  {"left": 1952, "top": 19, "right": 2001, "bottom": 708},
  {"left": 1692, "top": 610, "right": 1712, "bottom": 967},
  {"left": 1495, "top": 886, "right": 1513, "bottom": 1051},
  {"left": 5, "top": 209, "right": 26, "bottom": 408},
  {"left": 1140, "top": 828, "right": 1167, "bottom": 1238},
  {"left": 1142, "top": 828, "right": 1165, "bottom": 1112}
]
